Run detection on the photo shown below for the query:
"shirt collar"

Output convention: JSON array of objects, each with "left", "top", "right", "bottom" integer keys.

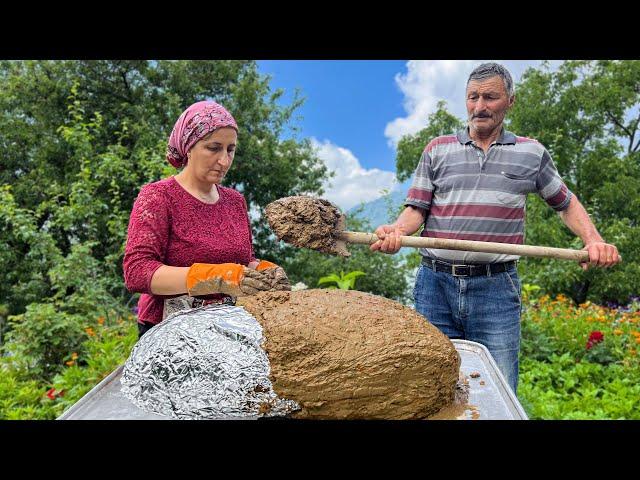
[{"left": 456, "top": 126, "right": 517, "bottom": 145}]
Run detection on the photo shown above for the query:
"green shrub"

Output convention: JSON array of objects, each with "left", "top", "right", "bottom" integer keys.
[
  {"left": 519, "top": 356, "right": 640, "bottom": 419},
  {"left": 0, "top": 359, "right": 58, "bottom": 420},
  {"left": 51, "top": 318, "right": 137, "bottom": 417},
  {"left": 3, "top": 303, "right": 88, "bottom": 380},
  {"left": 0, "top": 317, "right": 137, "bottom": 420},
  {"left": 317, "top": 270, "right": 366, "bottom": 290},
  {"left": 519, "top": 291, "right": 640, "bottom": 419}
]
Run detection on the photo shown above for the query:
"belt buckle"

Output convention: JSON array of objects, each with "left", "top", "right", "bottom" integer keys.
[{"left": 451, "top": 264, "right": 468, "bottom": 277}]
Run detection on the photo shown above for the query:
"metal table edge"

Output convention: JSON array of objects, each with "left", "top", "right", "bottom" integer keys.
[
  {"left": 451, "top": 339, "right": 528, "bottom": 420},
  {"left": 56, "top": 365, "right": 125, "bottom": 420}
]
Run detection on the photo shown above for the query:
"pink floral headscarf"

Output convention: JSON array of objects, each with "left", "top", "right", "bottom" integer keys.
[{"left": 166, "top": 101, "right": 238, "bottom": 168}]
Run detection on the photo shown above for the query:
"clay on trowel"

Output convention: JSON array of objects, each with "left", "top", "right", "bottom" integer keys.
[
  {"left": 265, "top": 196, "right": 350, "bottom": 257},
  {"left": 237, "top": 289, "right": 461, "bottom": 419}
]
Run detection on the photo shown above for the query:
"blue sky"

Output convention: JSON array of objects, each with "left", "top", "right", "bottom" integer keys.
[
  {"left": 258, "top": 60, "right": 407, "bottom": 171},
  {"left": 257, "top": 60, "right": 561, "bottom": 210}
]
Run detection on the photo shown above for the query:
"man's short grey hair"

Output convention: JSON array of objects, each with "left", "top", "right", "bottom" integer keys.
[{"left": 467, "top": 63, "right": 515, "bottom": 98}]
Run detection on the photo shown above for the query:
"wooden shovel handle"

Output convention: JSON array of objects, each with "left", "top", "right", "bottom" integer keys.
[{"left": 338, "top": 231, "right": 590, "bottom": 262}]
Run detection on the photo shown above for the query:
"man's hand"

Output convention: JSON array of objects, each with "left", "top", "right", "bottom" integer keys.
[
  {"left": 370, "top": 224, "right": 406, "bottom": 254},
  {"left": 580, "top": 241, "right": 622, "bottom": 270},
  {"left": 557, "top": 197, "right": 622, "bottom": 271}
]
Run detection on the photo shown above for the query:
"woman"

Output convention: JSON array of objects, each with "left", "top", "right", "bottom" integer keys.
[{"left": 123, "top": 100, "right": 290, "bottom": 338}]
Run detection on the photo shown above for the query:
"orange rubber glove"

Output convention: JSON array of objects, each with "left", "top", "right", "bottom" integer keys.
[
  {"left": 255, "top": 260, "right": 278, "bottom": 271},
  {"left": 255, "top": 260, "right": 291, "bottom": 291},
  {"left": 186, "top": 263, "right": 272, "bottom": 297}
]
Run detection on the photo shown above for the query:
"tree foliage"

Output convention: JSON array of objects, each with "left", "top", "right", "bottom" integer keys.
[
  {"left": 0, "top": 60, "right": 328, "bottom": 323},
  {"left": 395, "top": 100, "right": 464, "bottom": 182},
  {"left": 508, "top": 61, "right": 640, "bottom": 303}
]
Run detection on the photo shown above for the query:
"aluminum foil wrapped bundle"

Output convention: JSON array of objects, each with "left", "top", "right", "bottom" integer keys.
[
  {"left": 120, "top": 304, "right": 300, "bottom": 419},
  {"left": 122, "top": 289, "right": 460, "bottom": 420}
]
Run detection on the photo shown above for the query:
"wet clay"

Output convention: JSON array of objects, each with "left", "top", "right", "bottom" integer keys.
[
  {"left": 237, "top": 289, "right": 460, "bottom": 419},
  {"left": 264, "top": 196, "right": 350, "bottom": 256},
  {"left": 427, "top": 372, "right": 472, "bottom": 420}
]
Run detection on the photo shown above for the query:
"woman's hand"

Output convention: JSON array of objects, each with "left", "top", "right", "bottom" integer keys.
[
  {"left": 255, "top": 260, "right": 291, "bottom": 291},
  {"left": 186, "top": 261, "right": 290, "bottom": 297},
  {"left": 187, "top": 263, "right": 272, "bottom": 297}
]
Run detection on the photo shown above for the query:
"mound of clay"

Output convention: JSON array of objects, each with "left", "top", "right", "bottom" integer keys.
[
  {"left": 238, "top": 289, "right": 460, "bottom": 419},
  {"left": 265, "top": 196, "right": 350, "bottom": 256}
]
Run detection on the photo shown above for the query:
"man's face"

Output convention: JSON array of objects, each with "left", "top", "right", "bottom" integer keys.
[{"left": 466, "top": 76, "right": 514, "bottom": 136}]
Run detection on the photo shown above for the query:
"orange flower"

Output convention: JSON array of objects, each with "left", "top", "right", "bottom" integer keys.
[
  {"left": 97, "top": 316, "right": 105, "bottom": 325},
  {"left": 85, "top": 327, "right": 95, "bottom": 337},
  {"left": 71, "top": 352, "right": 78, "bottom": 360},
  {"left": 613, "top": 329, "right": 624, "bottom": 335},
  {"left": 635, "top": 337, "right": 640, "bottom": 345},
  {"left": 65, "top": 360, "right": 75, "bottom": 366}
]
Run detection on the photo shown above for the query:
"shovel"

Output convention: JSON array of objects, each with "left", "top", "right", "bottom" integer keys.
[
  {"left": 265, "top": 195, "right": 590, "bottom": 262},
  {"left": 336, "top": 230, "right": 589, "bottom": 261}
]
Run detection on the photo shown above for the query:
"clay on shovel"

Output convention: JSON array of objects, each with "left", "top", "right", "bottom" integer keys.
[{"left": 265, "top": 196, "right": 351, "bottom": 256}]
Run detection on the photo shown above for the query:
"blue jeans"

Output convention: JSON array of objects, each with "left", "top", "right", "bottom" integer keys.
[{"left": 413, "top": 262, "right": 522, "bottom": 395}]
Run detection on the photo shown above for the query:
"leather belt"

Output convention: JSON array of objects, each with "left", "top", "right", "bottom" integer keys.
[{"left": 421, "top": 257, "right": 517, "bottom": 277}]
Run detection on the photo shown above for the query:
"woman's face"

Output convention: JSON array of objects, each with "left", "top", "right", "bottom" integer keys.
[{"left": 186, "top": 127, "right": 238, "bottom": 184}]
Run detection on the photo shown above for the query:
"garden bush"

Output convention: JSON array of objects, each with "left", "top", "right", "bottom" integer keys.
[
  {"left": 0, "top": 315, "right": 137, "bottom": 420},
  {"left": 519, "top": 290, "right": 640, "bottom": 419}
]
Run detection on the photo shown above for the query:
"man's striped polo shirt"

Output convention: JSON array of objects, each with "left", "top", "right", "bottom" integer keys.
[{"left": 405, "top": 127, "right": 573, "bottom": 264}]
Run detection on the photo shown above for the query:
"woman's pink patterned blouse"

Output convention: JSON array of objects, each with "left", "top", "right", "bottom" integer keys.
[{"left": 123, "top": 176, "right": 257, "bottom": 325}]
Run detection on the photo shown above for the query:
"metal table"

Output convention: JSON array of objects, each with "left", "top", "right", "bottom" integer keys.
[{"left": 57, "top": 339, "right": 527, "bottom": 420}]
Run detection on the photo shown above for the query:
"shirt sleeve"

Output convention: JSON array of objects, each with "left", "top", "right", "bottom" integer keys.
[
  {"left": 535, "top": 148, "right": 573, "bottom": 211},
  {"left": 404, "top": 149, "right": 435, "bottom": 214},
  {"left": 122, "top": 183, "right": 170, "bottom": 293}
]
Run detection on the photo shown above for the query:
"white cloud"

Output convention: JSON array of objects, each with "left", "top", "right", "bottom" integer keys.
[
  {"left": 311, "top": 138, "right": 399, "bottom": 211},
  {"left": 384, "top": 60, "right": 563, "bottom": 147},
  {"left": 384, "top": 60, "right": 476, "bottom": 147}
]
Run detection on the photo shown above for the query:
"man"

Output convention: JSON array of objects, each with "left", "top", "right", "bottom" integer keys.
[{"left": 371, "top": 62, "right": 621, "bottom": 394}]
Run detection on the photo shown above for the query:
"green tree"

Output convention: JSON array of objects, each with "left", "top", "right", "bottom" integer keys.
[
  {"left": 395, "top": 100, "right": 464, "bottom": 182},
  {"left": 507, "top": 60, "right": 640, "bottom": 304},
  {"left": 0, "top": 60, "right": 328, "bottom": 322}
]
